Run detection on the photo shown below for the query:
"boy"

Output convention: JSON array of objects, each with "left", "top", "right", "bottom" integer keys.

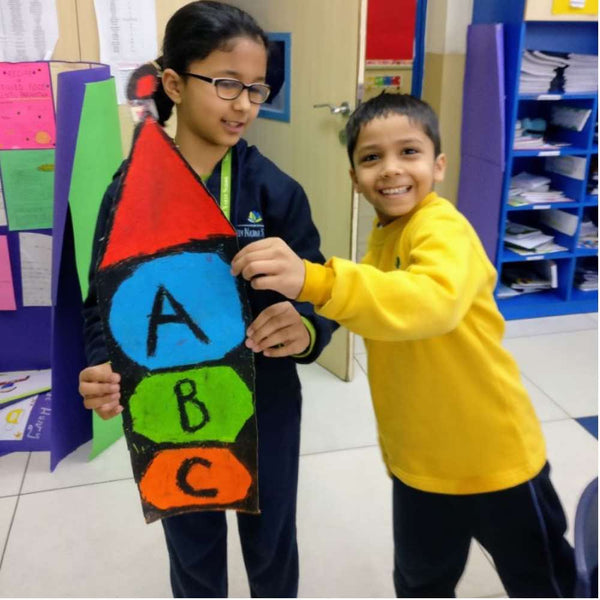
[{"left": 231, "top": 93, "right": 575, "bottom": 598}]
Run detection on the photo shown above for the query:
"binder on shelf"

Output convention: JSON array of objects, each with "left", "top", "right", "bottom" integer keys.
[
  {"left": 538, "top": 209, "right": 579, "bottom": 236},
  {"left": 545, "top": 155, "right": 587, "bottom": 179}
]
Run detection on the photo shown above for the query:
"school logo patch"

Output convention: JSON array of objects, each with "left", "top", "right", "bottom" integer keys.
[
  {"left": 248, "top": 211, "right": 263, "bottom": 224},
  {"left": 236, "top": 210, "right": 265, "bottom": 240}
]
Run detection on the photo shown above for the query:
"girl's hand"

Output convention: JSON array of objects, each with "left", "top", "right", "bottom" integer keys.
[
  {"left": 231, "top": 238, "right": 306, "bottom": 300},
  {"left": 245, "top": 302, "right": 310, "bottom": 358},
  {"left": 79, "top": 362, "right": 123, "bottom": 420}
]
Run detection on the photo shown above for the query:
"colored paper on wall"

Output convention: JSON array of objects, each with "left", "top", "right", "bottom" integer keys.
[
  {"left": 0, "top": 236, "right": 16, "bottom": 310},
  {"left": 95, "top": 116, "right": 258, "bottom": 523},
  {"left": 552, "top": 0, "right": 598, "bottom": 14},
  {"left": 0, "top": 392, "right": 52, "bottom": 455},
  {"left": 0, "top": 148, "right": 55, "bottom": 230},
  {"left": 18, "top": 232, "right": 52, "bottom": 306},
  {"left": 0, "top": 369, "right": 51, "bottom": 406},
  {"left": 0, "top": 62, "right": 56, "bottom": 149},
  {"left": 366, "top": 0, "right": 417, "bottom": 61},
  {"left": 69, "top": 78, "right": 122, "bottom": 301}
]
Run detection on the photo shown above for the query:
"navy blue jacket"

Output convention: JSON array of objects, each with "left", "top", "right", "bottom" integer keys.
[{"left": 82, "top": 138, "right": 336, "bottom": 387}]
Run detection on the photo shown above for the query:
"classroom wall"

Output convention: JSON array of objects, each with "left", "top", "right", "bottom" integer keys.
[
  {"left": 50, "top": 0, "right": 462, "bottom": 246},
  {"left": 422, "top": 0, "right": 473, "bottom": 204}
]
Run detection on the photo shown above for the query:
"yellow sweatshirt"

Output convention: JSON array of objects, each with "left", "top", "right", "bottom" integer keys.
[{"left": 298, "top": 192, "right": 546, "bottom": 494}]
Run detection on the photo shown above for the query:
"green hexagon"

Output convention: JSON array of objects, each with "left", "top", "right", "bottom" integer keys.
[{"left": 129, "top": 366, "right": 253, "bottom": 444}]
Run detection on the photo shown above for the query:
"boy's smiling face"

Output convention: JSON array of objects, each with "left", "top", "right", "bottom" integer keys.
[{"left": 350, "top": 114, "right": 446, "bottom": 225}]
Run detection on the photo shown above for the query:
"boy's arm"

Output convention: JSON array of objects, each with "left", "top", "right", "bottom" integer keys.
[
  {"left": 233, "top": 212, "right": 492, "bottom": 342},
  {"left": 266, "top": 182, "right": 338, "bottom": 362},
  {"left": 232, "top": 237, "right": 306, "bottom": 299}
]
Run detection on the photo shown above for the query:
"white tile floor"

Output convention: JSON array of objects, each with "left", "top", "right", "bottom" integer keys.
[{"left": 0, "top": 314, "right": 597, "bottom": 598}]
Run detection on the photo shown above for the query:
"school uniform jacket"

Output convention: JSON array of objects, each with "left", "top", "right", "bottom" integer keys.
[{"left": 83, "top": 139, "right": 336, "bottom": 391}]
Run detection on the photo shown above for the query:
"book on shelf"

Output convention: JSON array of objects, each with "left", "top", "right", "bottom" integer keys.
[
  {"left": 501, "top": 261, "right": 558, "bottom": 296},
  {"left": 496, "top": 283, "right": 522, "bottom": 299},
  {"left": 504, "top": 220, "right": 568, "bottom": 255},
  {"left": 505, "top": 241, "right": 569, "bottom": 256}
]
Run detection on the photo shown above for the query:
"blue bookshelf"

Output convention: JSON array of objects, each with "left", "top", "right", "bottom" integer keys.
[{"left": 458, "top": 1, "right": 598, "bottom": 320}]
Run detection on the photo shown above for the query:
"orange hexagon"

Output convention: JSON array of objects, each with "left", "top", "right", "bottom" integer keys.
[{"left": 139, "top": 447, "right": 252, "bottom": 511}]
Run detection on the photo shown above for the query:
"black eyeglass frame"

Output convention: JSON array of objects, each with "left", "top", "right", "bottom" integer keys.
[{"left": 181, "top": 72, "right": 271, "bottom": 104}]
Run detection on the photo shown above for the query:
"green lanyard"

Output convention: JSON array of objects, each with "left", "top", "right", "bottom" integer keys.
[{"left": 220, "top": 149, "right": 232, "bottom": 221}]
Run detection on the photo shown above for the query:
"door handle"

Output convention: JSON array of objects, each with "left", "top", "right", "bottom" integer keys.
[{"left": 313, "top": 101, "right": 352, "bottom": 116}]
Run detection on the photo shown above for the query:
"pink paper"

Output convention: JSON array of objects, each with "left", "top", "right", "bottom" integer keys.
[
  {"left": 0, "top": 62, "right": 56, "bottom": 150},
  {"left": 0, "top": 236, "right": 16, "bottom": 310}
]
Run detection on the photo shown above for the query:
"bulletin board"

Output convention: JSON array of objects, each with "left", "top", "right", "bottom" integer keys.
[
  {"left": 0, "top": 61, "right": 102, "bottom": 371},
  {"left": 0, "top": 59, "right": 124, "bottom": 465}
]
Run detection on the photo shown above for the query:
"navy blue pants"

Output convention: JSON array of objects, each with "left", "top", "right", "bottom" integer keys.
[
  {"left": 161, "top": 372, "right": 302, "bottom": 598},
  {"left": 393, "top": 463, "right": 575, "bottom": 598}
]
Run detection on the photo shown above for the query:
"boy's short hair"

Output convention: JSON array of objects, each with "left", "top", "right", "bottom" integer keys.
[{"left": 345, "top": 92, "right": 442, "bottom": 168}]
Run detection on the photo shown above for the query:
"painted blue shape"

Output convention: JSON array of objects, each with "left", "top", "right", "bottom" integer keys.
[
  {"left": 109, "top": 252, "right": 245, "bottom": 369},
  {"left": 576, "top": 416, "right": 598, "bottom": 440}
]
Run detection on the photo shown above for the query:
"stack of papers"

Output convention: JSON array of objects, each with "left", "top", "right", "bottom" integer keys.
[
  {"left": 577, "top": 218, "right": 598, "bottom": 249},
  {"left": 575, "top": 263, "right": 598, "bottom": 291},
  {"left": 504, "top": 220, "right": 568, "bottom": 255},
  {"left": 508, "top": 171, "right": 574, "bottom": 206},
  {"left": 519, "top": 51, "right": 598, "bottom": 94},
  {"left": 500, "top": 261, "right": 558, "bottom": 296},
  {"left": 520, "top": 51, "right": 565, "bottom": 94},
  {"left": 564, "top": 54, "right": 598, "bottom": 93},
  {"left": 513, "top": 119, "right": 570, "bottom": 151}
]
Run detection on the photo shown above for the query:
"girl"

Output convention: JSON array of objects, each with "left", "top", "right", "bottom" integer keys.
[{"left": 78, "top": 2, "right": 335, "bottom": 597}]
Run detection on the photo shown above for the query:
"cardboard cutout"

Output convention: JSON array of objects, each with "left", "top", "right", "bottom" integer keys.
[{"left": 95, "top": 115, "right": 258, "bottom": 523}]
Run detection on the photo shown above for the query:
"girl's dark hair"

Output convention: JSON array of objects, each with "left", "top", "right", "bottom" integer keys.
[
  {"left": 139, "top": 1, "right": 268, "bottom": 125},
  {"left": 345, "top": 92, "right": 442, "bottom": 168}
]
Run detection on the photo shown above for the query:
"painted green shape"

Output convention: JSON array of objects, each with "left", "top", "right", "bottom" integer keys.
[
  {"left": 71, "top": 79, "right": 124, "bottom": 461},
  {"left": 0, "top": 149, "right": 55, "bottom": 230},
  {"left": 90, "top": 410, "right": 123, "bottom": 460},
  {"left": 68, "top": 78, "right": 122, "bottom": 300},
  {"left": 130, "top": 366, "right": 253, "bottom": 444}
]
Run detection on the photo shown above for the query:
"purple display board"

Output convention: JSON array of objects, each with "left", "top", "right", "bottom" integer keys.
[{"left": 50, "top": 65, "right": 112, "bottom": 470}]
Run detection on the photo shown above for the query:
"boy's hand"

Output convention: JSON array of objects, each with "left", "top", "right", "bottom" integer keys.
[
  {"left": 79, "top": 362, "right": 123, "bottom": 420},
  {"left": 245, "top": 301, "right": 310, "bottom": 357},
  {"left": 231, "top": 238, "right": 306, "bottom": 299}
]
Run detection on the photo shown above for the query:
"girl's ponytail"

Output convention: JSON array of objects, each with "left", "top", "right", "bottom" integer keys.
[
  {"left": 152, "top": 57, "right": 175, "bottom": 125},
  {"left": 126, "top": 58, "right": 174, "bottom": 126}
]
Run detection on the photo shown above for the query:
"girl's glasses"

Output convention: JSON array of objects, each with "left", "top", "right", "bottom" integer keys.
[{"left": 182, "top": 73, "right": 271, "bottom": 104}]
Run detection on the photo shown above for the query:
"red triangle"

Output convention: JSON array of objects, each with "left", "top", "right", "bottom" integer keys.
[{"left": 99, "top": 117, "right": 235, "bottom": 270}]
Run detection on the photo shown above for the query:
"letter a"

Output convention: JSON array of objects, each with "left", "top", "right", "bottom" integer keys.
[{"left": 147, "top": 285, "right": 210, "bottom": 356}]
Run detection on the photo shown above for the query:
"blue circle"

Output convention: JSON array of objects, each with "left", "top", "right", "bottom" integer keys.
[{"left": 109, "top": 252, "right": 245, "bottom": 369}]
